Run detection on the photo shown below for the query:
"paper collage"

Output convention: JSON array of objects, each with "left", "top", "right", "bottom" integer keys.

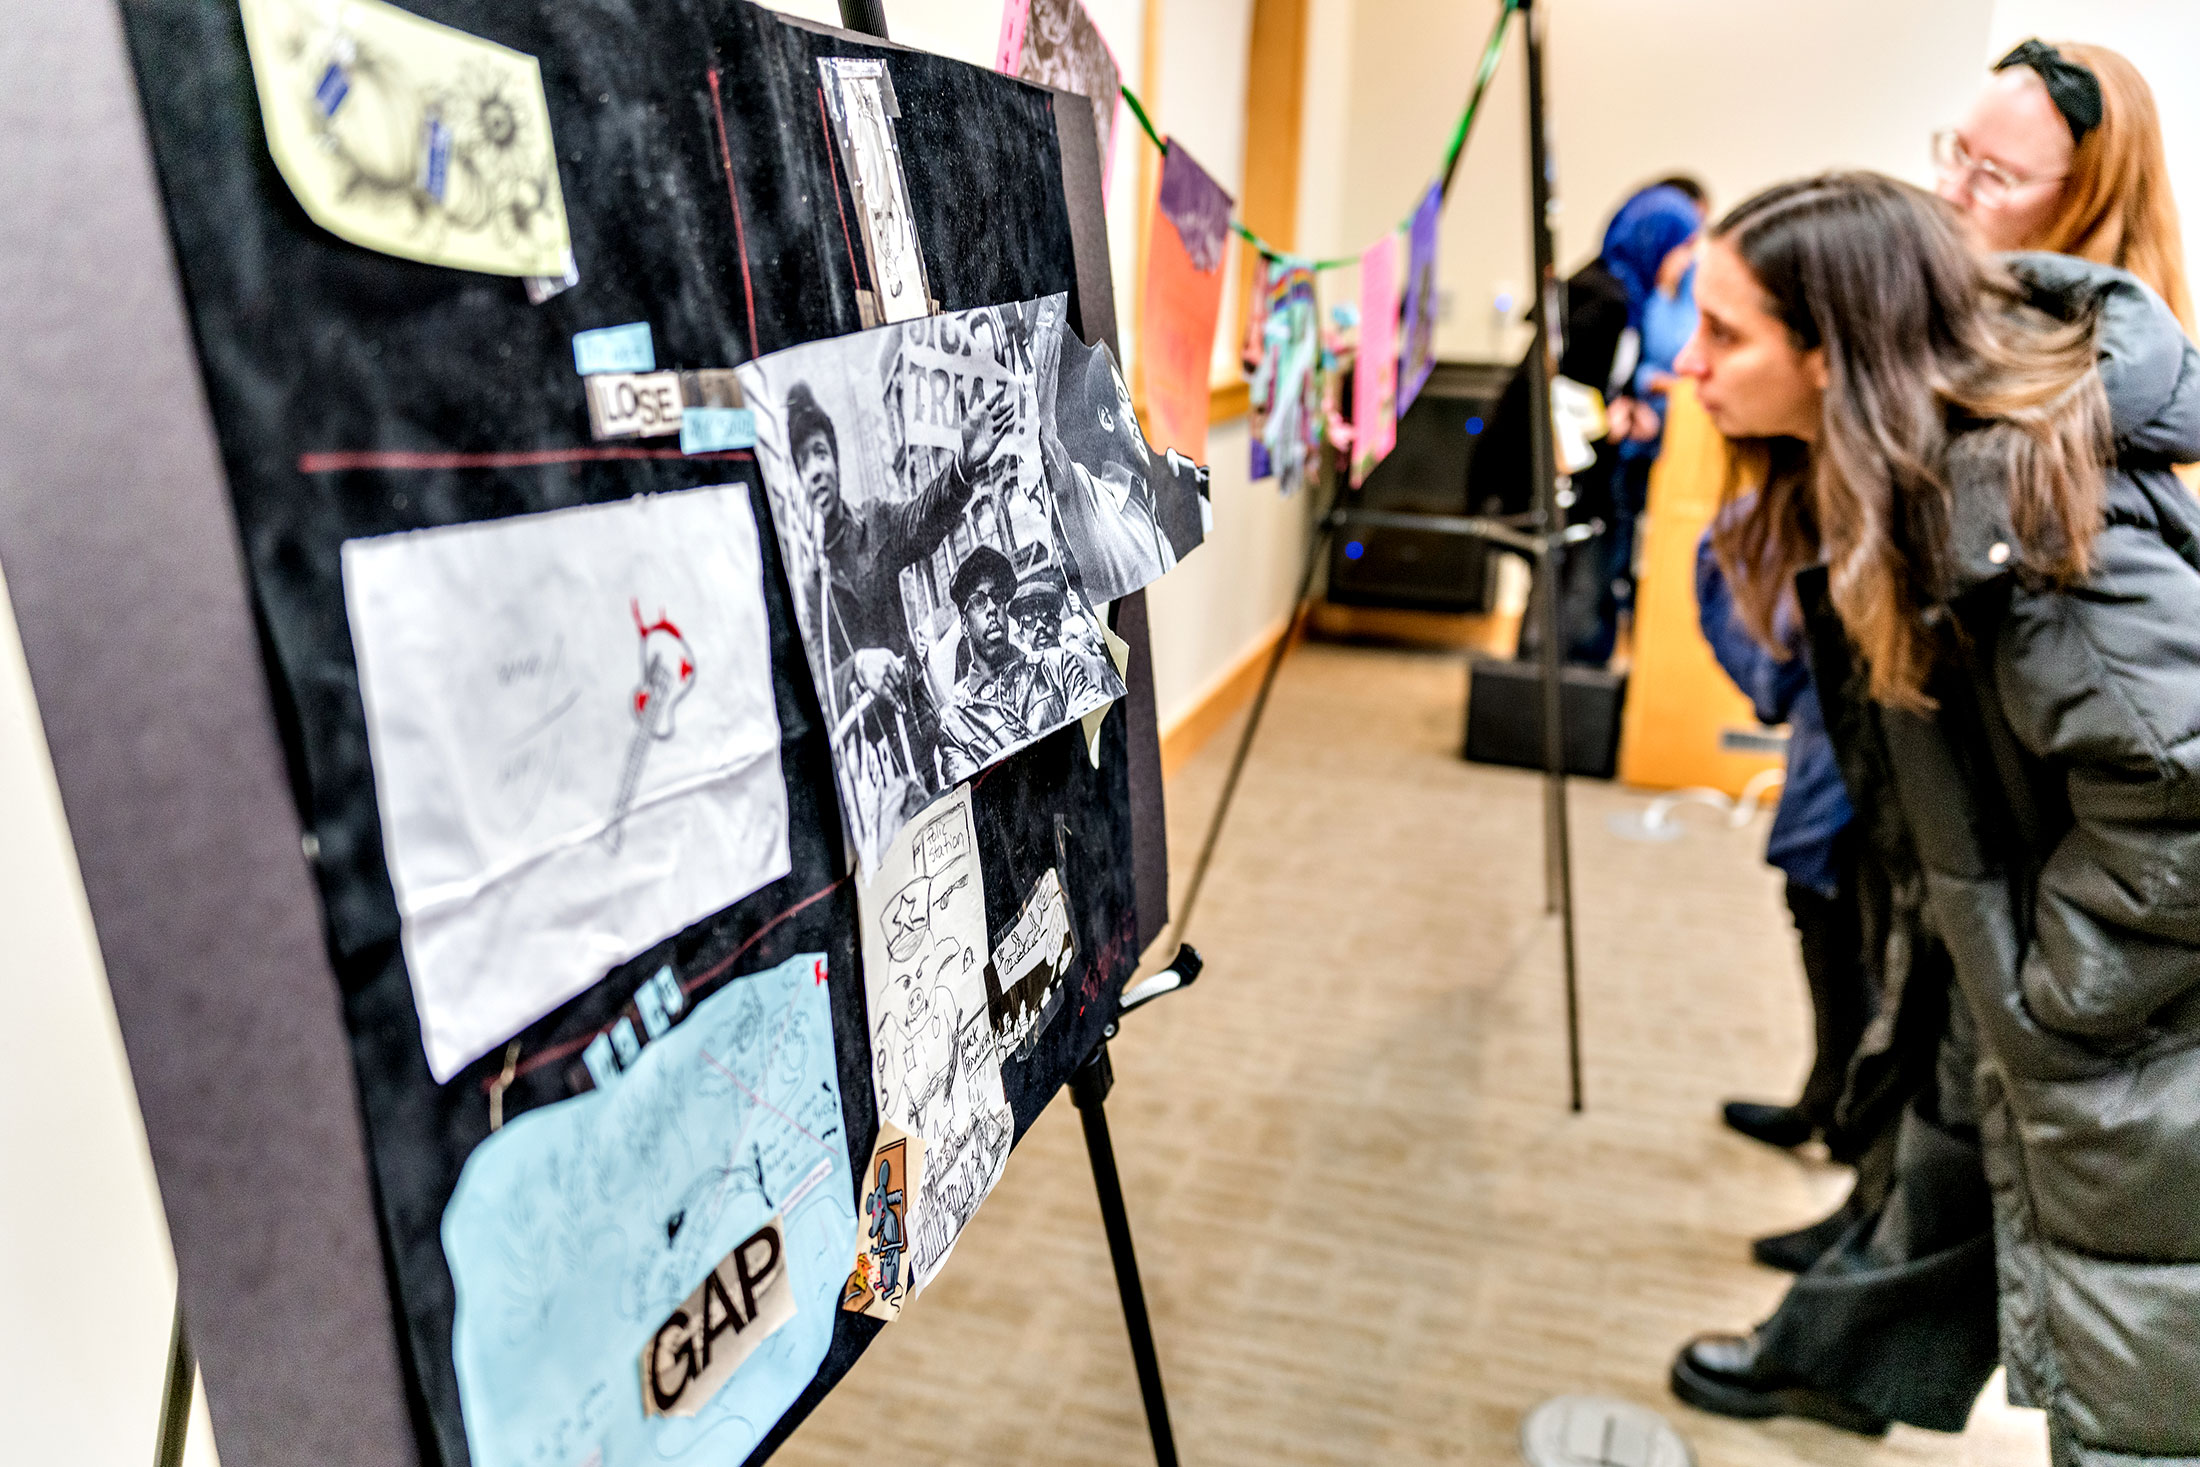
[
  {"left": 986, "top": 868, "right": 1075, "bottom": 1061},
  {"left": 342, "top": 486, "right": 790, "bottom": 1082},
  {"left": 737, "top": 298, "right": 1126, "bottom": 872},
  {"left": 855, "top": 786, "right": 1015, "bottom": 1294},
  {"left": 1248, "top": 262, "right": 1323, "bottom": 495},
  {"left": 440, "top": 952, "right": 853, "bottom": 1467},
  {"left": 1398, "top": 184, "right": 1443, "bottom": 415},
  {"left": 1352, "top": 232, "right": 1401, "bottom": 485},
  {"left": 818, "top": 58, "right": 933, "bottom": 326},
  {"left": 995, "top": 0, "right": 1123, "bottom": 196},
  {"left": 1139, "top": 143, "right": 1235, "bottom": 465},
  {"left": 238, "top": 0, "right": 571, "bottom": 276},
  {"left": 841, "top": 1120, "right": 926, "bottom": 1320}
]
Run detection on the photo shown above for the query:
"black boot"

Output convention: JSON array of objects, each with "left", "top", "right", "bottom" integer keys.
[
  {"left": 1753, "top": 1192, "right": 1867, "bottom": 1273},
  {"left": 1670, "top": 1332, "right": 1890, "bottom": 1436},
  {"left": 1722, "top": 1099, "right": 1815, "bottom": 1149}
]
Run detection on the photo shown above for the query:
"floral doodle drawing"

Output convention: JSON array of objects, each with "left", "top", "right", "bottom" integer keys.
[{"left": 239, "top": 0, "right": 571, "bottom": 275}]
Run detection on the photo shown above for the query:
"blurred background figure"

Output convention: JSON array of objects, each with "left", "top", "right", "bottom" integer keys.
[{"left": 1473, "top": 178, "right": 1704, "bottom": 665}]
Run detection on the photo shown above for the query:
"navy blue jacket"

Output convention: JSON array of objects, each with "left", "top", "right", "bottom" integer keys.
[{"left": 1694, "top": 528, "right": 1853, "bottom": 894}]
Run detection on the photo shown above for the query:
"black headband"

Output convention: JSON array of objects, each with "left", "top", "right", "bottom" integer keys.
[{"left": 1994, "top": 39, "right": 2103, "bottom": 147}]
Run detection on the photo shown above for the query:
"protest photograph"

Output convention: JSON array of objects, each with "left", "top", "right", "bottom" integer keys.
[{"left": 739, "top": 297, "right": 1124, "bottom": 870}]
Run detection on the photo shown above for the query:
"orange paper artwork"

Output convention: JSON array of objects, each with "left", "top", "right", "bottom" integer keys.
[{"left": 1138, "top": 141, "right": 1233, "bottom": 463}]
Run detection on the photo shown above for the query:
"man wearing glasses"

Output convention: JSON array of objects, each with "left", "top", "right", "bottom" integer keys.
[{"left": 934, "top": 546, "right": 1095, "bottom": 782}]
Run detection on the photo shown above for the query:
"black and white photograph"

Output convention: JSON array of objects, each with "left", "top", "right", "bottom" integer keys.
[
  {"left": 818, "top": 56, "right": 933, "bottom": 327},
  {"left": 1035, "top": 303, "right": 1211, "bottom": 605},
  {"left": 739, "top": 297, "right": 1126, "bottom": 871}
]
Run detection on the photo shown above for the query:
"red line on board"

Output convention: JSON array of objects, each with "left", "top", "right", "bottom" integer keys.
[
  {"left": 298, "top": 446, "right": 754, "bottom": 473},
  {"left": 483, "top": 875, "right": 850, "bottom": 1093},
  {"left": 706, "top": 67, "right": 761, "bottom": 355},
  {"left": 815, "top": 85, "right": 863, "bottom": 292},
  {"left": 698, "top": 1046, "right": 833, "bottom": 1153}
]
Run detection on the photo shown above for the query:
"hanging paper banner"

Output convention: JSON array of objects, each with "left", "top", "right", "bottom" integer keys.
[
  {"left": 1247, "top": 263, "right": 1322, "bottom": 495},
  {"left": 237, "top": 0, "right": 571, "bottom": 277},
  {"left": 1352, "top": 232, "right": 1402, "bottom": 486},
  {"left": 1138, "top": 141, "right": 1234, "bottom": 464},
  {"left": 996, "top": 0, "right": 1122, "bottom": 197},
  {"left": 1398, "top": 183, "right": 1443, "bottom": 414}
]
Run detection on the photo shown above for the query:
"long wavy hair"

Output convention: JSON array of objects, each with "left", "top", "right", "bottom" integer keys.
[
  {"left": 1710, "top": 173, "right": 2110, "bottom": 709},
  {"left": 2032, "top": 42, "right": 2194, "bottom": 337}
]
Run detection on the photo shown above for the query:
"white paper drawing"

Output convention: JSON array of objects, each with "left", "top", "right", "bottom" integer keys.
[
  {"left": 343, "top": 485, "right": 791, "bottom": 1082},
  {"left": 855, "top": 785, "right": 1014, "bottom": 1293},
  {"left": 440, "top": 952, "right": 851, "bottom": 1467}
]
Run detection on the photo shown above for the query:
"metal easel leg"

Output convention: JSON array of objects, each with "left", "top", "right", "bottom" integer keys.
[
  {"left": 1519, "top": 0, "right": 1585, "bottom": 1113},
  {"left": 1071, "top": 1038, "right": 1179, "bottom": 1467},
  {"left": 154, "top": 1295, "right": 195, "bottom": 1467}
]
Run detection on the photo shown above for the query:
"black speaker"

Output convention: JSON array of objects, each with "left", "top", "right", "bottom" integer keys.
[
  {"left": 1463, "top": 658, "right": 1628, "bottom": 779},
  {"left": 1328, "top": 360, "right": 1512, "bottom": 613}
]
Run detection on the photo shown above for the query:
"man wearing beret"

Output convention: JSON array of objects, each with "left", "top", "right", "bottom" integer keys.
[{"left": 935, "top": 545, "right": 1096, "bottom": 781}]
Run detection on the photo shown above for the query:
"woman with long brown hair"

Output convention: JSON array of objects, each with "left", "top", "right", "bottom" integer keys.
[{"left": 1668, "top": 172, "right": 2200, "bottom": 1463}]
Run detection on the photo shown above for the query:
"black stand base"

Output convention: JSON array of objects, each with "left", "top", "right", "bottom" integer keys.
[{"left": 1072, "top": 1036, "right": 1180, "bottom": 1467}]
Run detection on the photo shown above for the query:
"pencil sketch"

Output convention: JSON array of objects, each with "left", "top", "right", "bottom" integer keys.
[
  {"left": 818, "top": 57, "right": 931, "bottom": 325},
  {"left": 440, "top": 953, "right": 853, "bottom": 1467},
  {"left": 854, "top": 785, "right": 1014, "bottom": 1294},
  {"left": 342, "top": 485, "right": 790, "bottom": 1082}
]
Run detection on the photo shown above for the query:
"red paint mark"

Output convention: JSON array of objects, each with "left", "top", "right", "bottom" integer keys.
[
  {"left": 699, "top": 1046, "right": 831, "bottom": 1152},
  {"left": 482, "top": 875, "right": 851, "bottom": 1093},
  {"left": 812, "top": 958, "right": 829, "bottom": 986},
  {"left": 297, "top": 446, "right": 754, "bottom": 473},
  {"left": 815, "top": 85, "right": 863, "bottom": 292},
  {"left": 630, "top": 599, "right": 684, "bottom": 642},
  {"left": 706, "top": 68, "right": 760, "bottom": 356},
  {"left": 633, "top": 689, "right": 649, "bottom": 715},
  {"left": 679, "top": 659, "right": 694, "bottom": 681}
]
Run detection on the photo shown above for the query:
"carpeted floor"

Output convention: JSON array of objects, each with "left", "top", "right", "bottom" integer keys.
[{"left": 775, "top": 642, "right": 2049, "bottom": 1466}]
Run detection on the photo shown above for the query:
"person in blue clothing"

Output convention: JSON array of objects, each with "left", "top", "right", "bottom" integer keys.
[{"left": 1695, "top": 520, "right": 1866, "bottom": 1160}]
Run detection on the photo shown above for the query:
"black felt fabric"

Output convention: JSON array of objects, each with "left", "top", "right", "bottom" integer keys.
[{"left": 118, "top": 3, "right": 1143, "bottom": 1463}]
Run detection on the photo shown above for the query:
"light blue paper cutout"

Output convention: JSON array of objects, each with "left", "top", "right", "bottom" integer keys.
[
  {"left": 582, "top": 1032, "right": 619, "bottom": 1091},
  {"left": 680, "top": 407, "right": 757, "bottom": 455},
  {"left": 572, "top": 322, "right": 656, "bottom": 376},
  {"left": 442, "top": 952, "right": 852, "bottom": 1467}
]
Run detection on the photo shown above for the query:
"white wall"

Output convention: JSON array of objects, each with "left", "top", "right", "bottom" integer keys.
[
  {"left": 0, "top": 558, "right": 218, "bottom": 1465},
  {"left": 1985, "top": 0, "right": 2200, "bottom": 302},
  {"left": 1327, "top": 0, "right": 2000, "bottom": 361}
]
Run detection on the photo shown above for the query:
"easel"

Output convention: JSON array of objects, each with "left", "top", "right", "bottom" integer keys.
[
  {"left": 1170, "top": 0, "right": 1589, "bottom": 1113},
  {"left": 831, "top": 7, "right": 1203, "bottom": 1466}
]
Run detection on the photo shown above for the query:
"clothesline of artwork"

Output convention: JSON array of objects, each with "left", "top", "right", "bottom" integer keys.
[{"left": 1114, "top": 0, "right": 1519, "bottom": 274}]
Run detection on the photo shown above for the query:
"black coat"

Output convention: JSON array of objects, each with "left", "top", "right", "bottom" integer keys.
[
  {"left": 1466, "top": 261, "right": 1631, "bottom": 522},
  {"left": 1821, "top": 255, "right": 2200, "bottom": 1462}
]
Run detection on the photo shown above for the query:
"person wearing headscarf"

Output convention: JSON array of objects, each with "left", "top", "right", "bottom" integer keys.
[{"left": 1468, "top": 180, "right": 1702, "bottom": 664}]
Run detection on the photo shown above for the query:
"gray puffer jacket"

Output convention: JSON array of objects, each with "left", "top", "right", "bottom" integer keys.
[{"left": 1880, "top": 254, "right": 2200, "bottom": 1463}]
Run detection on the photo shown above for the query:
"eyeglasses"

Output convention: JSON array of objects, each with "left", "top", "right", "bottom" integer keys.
[
  {"left": 960, "top": 587, "right": 1008, "bottom": 613},
  {"left": 1932, "top": 130, "right": 2066, "bottom": 209}
]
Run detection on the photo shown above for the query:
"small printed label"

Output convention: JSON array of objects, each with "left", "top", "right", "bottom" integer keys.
[
  {"left": 654, "top": 965, "right": 685, "bottom": 1020},
  {"left": 679, "top": 369, "right": 745, "bottom": 410},
  {"left": 680, "top": 407, "right": 756, "bottom": 455},
  {"left": 582, "top": 1032, "right": 619, "bottom": 1091},
  {"left": 584, "top": 372, "right": 683, "bottom": 440},
  {"left": 642, "top": 1218, "right": 795, "bottom": 1418},
  {"left": 572, "top": 322, "right": 656, "bottom": 376},
  {"left": 610, "top": 1017, "right": 641, "bottom": 1068}
]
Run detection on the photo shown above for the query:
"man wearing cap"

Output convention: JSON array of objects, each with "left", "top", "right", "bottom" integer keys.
[
  {"left": 784, "top": 378, "right": 1016, "bottom": 723},
  {"left": 936, "top": 545, "right": 1096, "bottom": 782}
]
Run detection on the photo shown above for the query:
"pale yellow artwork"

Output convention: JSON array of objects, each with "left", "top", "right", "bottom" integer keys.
[{"left": 238, "top": 0, "right": 571, "bottom": 276}]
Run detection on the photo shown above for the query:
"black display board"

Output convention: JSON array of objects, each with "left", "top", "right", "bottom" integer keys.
[{"left": 0, "top": 3, "right": 1162, "bottom": 1464}]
